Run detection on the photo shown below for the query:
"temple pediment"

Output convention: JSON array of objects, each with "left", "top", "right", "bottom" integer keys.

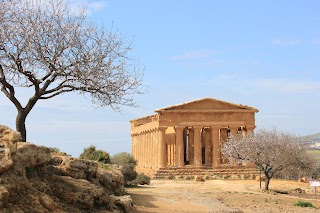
[{"left": 155, "top": 98, "right": 258, "bottom": 112}]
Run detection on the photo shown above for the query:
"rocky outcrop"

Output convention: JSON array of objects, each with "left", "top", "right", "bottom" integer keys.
[
  {"left": 50, "top": 154, "right": 98, "bottom": 179},
  {"left": 0, "top": 125, "right": 132, "bottom": 212},
  {"left": 0, "top": 125, "right": 21, "bottom": 161},
  {"left": 298, "top": 177, "right": 308, "bottom": 183},
  {"left": 97, "top": 167, "right": 126, "bottom": 196},
  {"left": 0, "top": 125, "right": 22, "bottom": 143}
]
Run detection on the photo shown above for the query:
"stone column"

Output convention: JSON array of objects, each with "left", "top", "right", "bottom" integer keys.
[
  {"left": 136, "top": 134, "right": 139, "bottom": 164},
  {"left": 158, "top": 126, "right": 167, "bottom": 168},
  {"left": 204, "top": 128, "right": 212, "bottom": 166},
  {"left": 188, "top": 128, "right": 194, "bottom": 165},
  {"left": 151, "top": 131, "right": 155, "bottom": 168},
  {"left": 131, "top": 134, "right": 134, "bottom": 158},
  {"left": 133, "top": 135, "right": 137, "bottom": 160},
  {"left": 175, "top": 126, "right": 185, "bottom": 167},
  {"left": 167, "top": 141, "right": 172, "bottom": 166},
  {"left": 146, "top": 131, "right": 150, "bottom": 168},
  {"left": 211, "top": 127, "right": 221, "bottom": 167},
  {"left": 142, "top": 133, "right": 145, "bottom": 167},
  {"left": 153, "top": 131, "right": 158, "bottom": 168},
  {"left": 193, "top": 126, "right": 202, "bottom": 167},
  {"left": 139, "top": 134, "right": 142, "bottom": 165}
]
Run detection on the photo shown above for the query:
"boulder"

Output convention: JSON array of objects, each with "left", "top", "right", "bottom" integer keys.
[
  {"left": 97, "top": 167, "right": 125, "bottom": 196},
  {"left": 0, "top": 158, "right": 13, "bottom": 173},
  {"left": 0, "top": 125, "right": 22, "bottom": 143},
  {"left": 298, "top": 177, "right": 308, "bottom": 183},
  {"left": 50, "top": 176, "right": 113, "bottom": 210},
  {"left": 0, "top": 186, "right": 9, "bottom": 208},
  {"left": 0, "top": 125, "right": 21, "bottom": 160},
  {"left": 195, "top": 175, "right": 205, "bottom": 182},
  {"left": 110, "top": 195, "right": 133, "bottom": 212},
  {"left": 57, "top": 156, "right": 98, "bottom": 179},
  {"left": 15, "top": 143, "right": 51, "bottom": 168}
]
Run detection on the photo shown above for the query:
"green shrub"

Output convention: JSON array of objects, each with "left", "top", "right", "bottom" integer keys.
[
  {"left": 294, "top": 201, "right": 314, "bottom": 208},
  {"left": 128, "top": 173, "right": 151, "bottom": 186},
  {"left": 110, "top": 152, "right": 137, "bottom": 184},
  {"left": 49, "top": 147, "right": 60, "bottom": 153},
  {"left": 79, "top": 145, "right": 110, "bottom": 164}
]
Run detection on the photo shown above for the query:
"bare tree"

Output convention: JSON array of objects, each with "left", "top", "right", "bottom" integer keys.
[
  {"left": 221, "top": 129, "right": 313, "bottom": 191},
  {"left": 0, "top": 0, "right": 143, "bottom": 141}
]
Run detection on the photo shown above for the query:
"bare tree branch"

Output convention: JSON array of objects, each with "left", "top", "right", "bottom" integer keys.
[
  {"left": 0, "top": 0, "right": 144, "bottom": 141},
  {"left": 221, "top": 129, "right": 313, "bottom": 190}
]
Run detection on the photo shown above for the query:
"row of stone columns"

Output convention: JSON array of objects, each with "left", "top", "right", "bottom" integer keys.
[
  {"left": 132, "top": 125, "right": 254, "bottom": 170},
  {"left": 132, "top": 129, "right": 157, "bottom": 169},
  {"left": 173, "top": 125, "right": 254, "bottom": 168}
]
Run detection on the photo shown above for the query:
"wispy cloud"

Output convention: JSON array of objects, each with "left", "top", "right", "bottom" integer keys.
[
  {"left": 88, "top": 1, "right": 107, "bottom": 12},
  {"left": 20, "top": 0, "right": 107, "bottom": 16},
  {"left": 256, "top": 79, "right": 320, "bottom": 93},
  {"left": 171, "top": 50, "right": 216, "bottom": 60},
  {"left": 271, "top": 38, "right": 300, "bottom": 46},
  {"left": 69, "top": 0, "right": 108, "bottom": 15}
]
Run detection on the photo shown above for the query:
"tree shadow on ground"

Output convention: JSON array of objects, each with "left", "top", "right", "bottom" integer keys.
[
  {"left": 125, "top": 185, "right": 155, "bottom": 189},
  {"left": 128, "top": 192, "right": 158, "bottom": 212}
]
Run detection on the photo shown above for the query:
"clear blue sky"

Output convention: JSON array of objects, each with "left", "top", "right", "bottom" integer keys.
[{"left": 1, "top": 0, "right": 320, "bottom": 156}]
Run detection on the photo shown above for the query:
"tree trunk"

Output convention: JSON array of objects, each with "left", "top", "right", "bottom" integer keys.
[
  {"left": 16, "top": 110, "right": 27, "bottom": 142},
  {"left": 265, "top": 176, "right": 270, "bottom": 191}
]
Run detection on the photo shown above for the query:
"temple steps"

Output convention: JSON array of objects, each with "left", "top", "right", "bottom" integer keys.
[{"left": 154, "top": 166, "right": 259, "bottom": 180}]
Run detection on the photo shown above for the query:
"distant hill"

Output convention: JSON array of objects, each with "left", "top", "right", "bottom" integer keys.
[
  {"left": 304, "top": 132, "right": 320, "bottom": 141},
  {"left": 302, "top": 132, "right": 320, "bottom": 150},
  {"left": 301, "top": 132, "right": 320, "bottom": 141}
]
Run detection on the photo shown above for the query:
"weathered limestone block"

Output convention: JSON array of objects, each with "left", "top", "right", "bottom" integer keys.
[
  {"left": 0, "top": 186, "right": 9, "bottom": 208},
  {"left": 194, "top": 175, "right": 205, "bottom": 182},
  {"left": 298, "top": 177, "right": 308, "bottom": 183},
  {"left": 97, "top": 167, "right": 125, "bottom": 196},
  {"left": 38, "top": 193, "right": 58, "bottom": 211},
  {"left": 0, "top": 125, "right": 22, "bottom": 160},
  {"left": 110, "top": 195, "right": 133, "bottom": 212},
  {"left": 15, "top": 143, "right": 51, "bottom": 167},
  {"left": 0, "top": 125, "right": 22, "bottom": 143},
  {"left": 52, "top": 176, "right": 114, "bottom": 210},
  {"left": 58, "top": 156, "right": 98, "bottom": 179},
  {"left": 0, "top": 158, "right": 13, "bottom": 173}
]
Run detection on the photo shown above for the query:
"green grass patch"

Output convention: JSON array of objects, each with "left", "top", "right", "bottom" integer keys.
[
  {"left": 306, "top": 150, "right": 320, "bottom": 161},
  {"left": 294, "top": 201, "right": 315, "bottom": 208}
]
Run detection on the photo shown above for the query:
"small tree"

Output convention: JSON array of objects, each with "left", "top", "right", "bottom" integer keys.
[
  {"left": 110, "top": 152, "right": 137, "bottom": 184},
  {"left": 0, "top": 0, "right": 143, "bottom": 141},
  {"left": 79, "top": 145, "right": 110, "bottom": 164},
  {"left": 221, "top": 129, "right": 313, "bottom": 191}
]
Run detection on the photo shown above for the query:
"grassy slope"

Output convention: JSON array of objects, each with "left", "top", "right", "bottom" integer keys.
[
  {"left": 302, "top": 132, "right": 320, "bottom": 140},
  {"left": 307, "top": 150, "right": 320, "bottom": 161}
]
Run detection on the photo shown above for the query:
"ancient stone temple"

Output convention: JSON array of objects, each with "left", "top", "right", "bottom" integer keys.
[{"left": 130, "top": 98, "right": 258, "bottom": 176}]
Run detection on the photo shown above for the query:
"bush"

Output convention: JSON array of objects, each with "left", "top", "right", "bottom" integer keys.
[
  {"left": 110, "top": 152, "right": 137, "bottom": 184},
  {"left": 49, "top": 147, "right": 60, "bottom": 153},
  {"left": 128, "top": 173, "right": 151, "bottom": 186},
  {"left": 294, "top": 201, "right": 315, "bottom": 208},
  {"left": 79, "top": 145, "right": 110, "bottom": 164}
]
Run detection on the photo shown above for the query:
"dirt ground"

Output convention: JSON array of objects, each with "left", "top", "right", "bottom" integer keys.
[{"left": 127, "top": 179, "right": 320, "bottom": 213}]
